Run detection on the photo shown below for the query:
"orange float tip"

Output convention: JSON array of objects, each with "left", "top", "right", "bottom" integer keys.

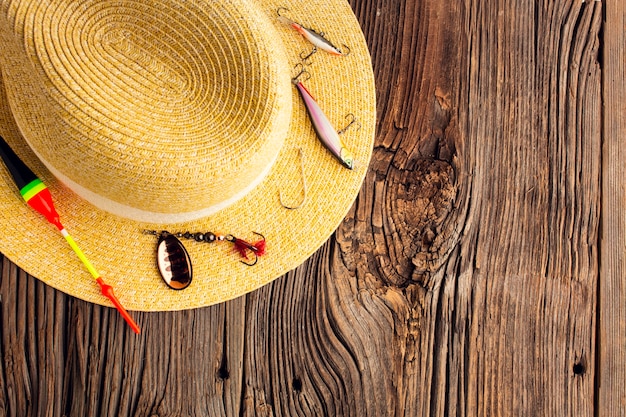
[{"left": 96, "top": 278, "right": 141, "bottom": 334}]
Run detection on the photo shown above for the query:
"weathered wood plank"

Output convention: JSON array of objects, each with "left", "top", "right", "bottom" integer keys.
[
  {"left": 0, "top": 0, "right": 612, "bottom": 416},
  {"left": 600, "top": 1, "right": 626, "bottom": 415}
]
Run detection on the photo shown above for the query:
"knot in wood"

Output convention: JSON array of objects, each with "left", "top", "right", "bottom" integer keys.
[{"left": 378, "top": 159, "right": 456, "bottom": 288}]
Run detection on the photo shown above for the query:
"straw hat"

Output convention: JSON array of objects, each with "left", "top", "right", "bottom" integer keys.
[{"left": 0, "top": 0, "right": 375, "bottom": 311}]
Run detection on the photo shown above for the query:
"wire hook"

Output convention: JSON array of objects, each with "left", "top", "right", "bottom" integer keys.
[
  {"left": 299, "top": 47, "right": 318, "bottom": 65},
  {"left": 225, "top": 232, "right": 265, "bottom": 266},
  {"left": 337, "top": 113, "right": 361, "bottom": 135},
  {"left": 279, "top": 147, "right": 307, "bottom": 210},
  {"left": 240, "top": 232, "right": 265, "bottom": 266},
  {"left": 291, "top": 63, "right": 311, "bottom": 84}
]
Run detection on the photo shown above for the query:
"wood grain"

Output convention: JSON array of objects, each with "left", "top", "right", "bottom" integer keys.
[
  {"left": 600, "top": 1, "right": 626, "bottom": 415},
  {"left": 0, "top": 0, "right": 617, "bottom": 416}
]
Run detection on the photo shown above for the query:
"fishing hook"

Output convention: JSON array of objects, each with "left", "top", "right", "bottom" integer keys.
[
  {"left": 337, "top": 113, "right": 361, "bottom": 135},
  {"left": 291, "top": 63, "right": 311, "bottom": 84},
  {"left": 279, "top": 147, "right": 307, "bottom": 210},
  {"left": 227, "top": 232, "right": 265, "bottom": 266},
  {"left": 276, "top": 6, "right": 290, "bottom": 17},
  {"left": 299, "top": 47, "right": 318, "bottom": 65}
]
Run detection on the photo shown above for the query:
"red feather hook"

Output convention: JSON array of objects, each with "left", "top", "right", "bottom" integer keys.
[{"left": 228, "top": 232, "right": 266, "bottom": 266}]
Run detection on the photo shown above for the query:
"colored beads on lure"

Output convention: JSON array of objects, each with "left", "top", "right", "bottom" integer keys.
[{"left": 145, "top": 230, "right": 266, "bottom": 290}]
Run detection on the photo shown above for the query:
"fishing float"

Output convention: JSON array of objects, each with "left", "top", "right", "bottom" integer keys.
[{"left": 0, "top": 136, "right": 140, "bottom": 334}]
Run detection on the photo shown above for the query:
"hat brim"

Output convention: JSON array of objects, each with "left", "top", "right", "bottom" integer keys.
[{"left": 0, "top": 0, "right": 375, "bottom": 311}]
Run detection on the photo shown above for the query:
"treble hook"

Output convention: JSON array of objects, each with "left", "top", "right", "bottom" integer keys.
[
  {"left": 225, "top": 232, "right": 266, "bottom": 266},
  {"left": 280, "top": 147, "right": 307, "bottom": 210},
  {"left": 240, "top": 232, "right": 265, "bottom": 266},
  {"left": 291, "top": 62, "right": 311, "bottom": 84},
  {"left": 337, "top": 113, "right": 361, "bottom": 135},
  {"left": 300, "top": 47, "right": 318, "bottom": 65}
]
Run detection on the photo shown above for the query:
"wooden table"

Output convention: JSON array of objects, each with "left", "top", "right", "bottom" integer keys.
[{"left": 1, "top": 1, "right": 624, "bottom": 415}]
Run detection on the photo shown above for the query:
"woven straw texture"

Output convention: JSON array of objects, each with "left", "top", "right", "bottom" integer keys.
[{"left": 0, "top": 0, "right": 375, "bottom": 311}]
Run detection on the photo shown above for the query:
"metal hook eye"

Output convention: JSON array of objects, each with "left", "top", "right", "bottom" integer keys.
[
  {"left": 276, "top": 6, "right": 290, "bottom": 17},
  {"left": 279, "top": 147, "right": 307, "bottom": 210},
  {"left": 340, "top": 43, "right": 351, "bottom": 56}
]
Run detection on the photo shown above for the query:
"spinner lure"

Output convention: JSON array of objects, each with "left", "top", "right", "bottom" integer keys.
[{"left": 145, "top": 230, "right": 266, "bottom": 290}]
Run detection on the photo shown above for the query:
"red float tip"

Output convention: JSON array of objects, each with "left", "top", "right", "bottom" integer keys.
[
  {"left": 96, "top": 278, "right": 141, "bottom": 334},
  {"left": 23, "top": 182, "right": 64, "bottom": 230}
]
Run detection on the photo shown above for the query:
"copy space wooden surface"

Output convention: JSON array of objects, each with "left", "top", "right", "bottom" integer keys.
[{"left": 1, "top": 0, "right": 623, "bottom": 416}]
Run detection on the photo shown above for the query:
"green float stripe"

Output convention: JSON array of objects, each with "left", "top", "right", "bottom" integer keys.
[{"left": 20, "top": 179, "right": 46, "bottom": 202}]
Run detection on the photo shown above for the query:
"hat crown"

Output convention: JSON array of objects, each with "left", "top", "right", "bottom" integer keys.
[{"left": 0, "top": 0, "right": 291, "bottom": 222}]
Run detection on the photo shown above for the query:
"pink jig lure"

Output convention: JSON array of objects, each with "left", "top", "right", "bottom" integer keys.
[
  {"left": 277, "top": 8, "right": 349, "bottom": 57},
  {"left": 292, "top": 75, "right": 356, "bottom": 169}
]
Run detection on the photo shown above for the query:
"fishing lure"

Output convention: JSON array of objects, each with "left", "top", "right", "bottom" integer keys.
[
  {"left": 145, "top": 230, "right": 266, "bottom": 289},
  {"left": 277, "top": 7, "right": 350, "bottom": 57},
  {"left": 292, "top": 67, "right": 358, "bottom": 169}
]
